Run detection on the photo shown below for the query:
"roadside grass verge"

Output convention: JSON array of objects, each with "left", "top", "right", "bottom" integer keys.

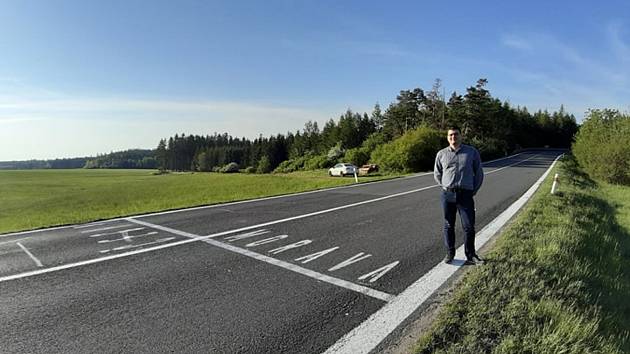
[
  {"left": 0, "top": 169, "right": 397, "bottom": 234},
  {"left": 414, "top": 155, "right": 630, "bottom": 353}
]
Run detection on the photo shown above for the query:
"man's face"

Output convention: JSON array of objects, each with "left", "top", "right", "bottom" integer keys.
[{"left": 447, "top": 129, "right": 462, "bottom": 147}]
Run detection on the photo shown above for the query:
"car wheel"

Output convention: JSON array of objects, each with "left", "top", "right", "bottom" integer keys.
[
  {"left": 339, "top": 171, "right": 344, "bottom": 177},
  {"left": 328, "top": 171, "right": 332, "bottom": 176}
]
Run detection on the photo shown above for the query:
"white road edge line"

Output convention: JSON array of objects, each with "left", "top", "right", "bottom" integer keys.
[
  {"left": 16, "top": 242, "right": 44, "bottom": 267},
  {"left": 126, "top": 218, "right": 394, "bottom": 302},
  {"left": 322, "top": 154, "right": 564, "bottom": 354},
  {"left": 0, "top": 153, "right": 549, "bottom": 284},
  {"left": 0, "top": 152, "right": 530, "bottom": 238}
]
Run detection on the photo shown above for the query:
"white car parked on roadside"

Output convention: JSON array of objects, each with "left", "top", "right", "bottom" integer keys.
[{"left": 328, "top": 163, "right": 357, "bottom": 177}]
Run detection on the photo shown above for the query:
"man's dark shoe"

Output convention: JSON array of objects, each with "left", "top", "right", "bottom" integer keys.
[
  {"left": 443, "top": 253, "right": 454, "bottom": 264},
  {"left": 472, "top": 254, "right": 484, "bottom": 262},
  {"left": 464, "top": 258, "right": 476, "bottom": 265}
]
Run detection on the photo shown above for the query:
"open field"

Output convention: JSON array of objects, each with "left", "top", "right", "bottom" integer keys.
[
  {"left": 414, "top": 155, "right": 630, "bottom": 353},
  {"left": 0, "top": 169, "right": 396, "bottom": 234}
]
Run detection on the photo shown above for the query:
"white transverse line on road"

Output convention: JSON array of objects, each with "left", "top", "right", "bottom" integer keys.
[
  {"left": 97, "top": 231, "right": 158, "bottom": 243},
  {"left": 323, "top": 154, "right": 563, "bottom": 354},
  {"left": 89, "top": 227, "right": 145, "bottom": 238},
  {"left": 16, "top": 242, "right": 43, "bottom": 267},
  {"left": 0, "top": 153, "right": 545, "bottom": 284},
  {"left": 80, "top": 224, "right": 133, "bottom": 233},
  {"left": 126, "top": 218, "right": 393, "bottom": 302}
]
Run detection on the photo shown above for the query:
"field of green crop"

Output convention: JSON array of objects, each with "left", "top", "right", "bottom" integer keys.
[
  {"left": 0, "top": 169, "right": 395, "bottom": 234},
  {"left": 414, "top": 155, "right": 630, "bottom": 353}
]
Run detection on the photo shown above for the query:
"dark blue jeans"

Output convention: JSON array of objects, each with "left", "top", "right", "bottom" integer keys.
[{"left": 441, "top": 189, "right": 476, "bottom": 259}]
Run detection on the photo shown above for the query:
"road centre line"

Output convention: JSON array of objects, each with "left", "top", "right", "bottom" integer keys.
[
  {"left": 0, "top": 152, "right": 529, "bottom": 238},
  {"left": 0, "top": 153, "right": 547, "bottom": 284},
  {"left": 16, "top": 242, "right": 43, "bottom": 267},
  {"left": 323, "top": 154, "right": 563, "bottom": 354}
]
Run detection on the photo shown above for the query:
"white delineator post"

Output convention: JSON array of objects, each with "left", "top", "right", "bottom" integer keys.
[
  {"left": 354, "top": 170, "right": 359, "bottom": 183},
  {"left": 551, "top": 173, "right": 559, "bottom": 194}
]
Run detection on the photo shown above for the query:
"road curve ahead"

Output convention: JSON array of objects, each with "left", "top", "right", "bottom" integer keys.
[{"left": 0, "top": 150, "right": 562, "bottom": 353}]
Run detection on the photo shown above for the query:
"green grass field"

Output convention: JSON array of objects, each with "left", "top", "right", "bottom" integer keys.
[
  {"left": 0, "top": 169, "right": 395, "bottom": 234},
  {"left": 414, "top": 155, "right": 630, "bottom": 353}
]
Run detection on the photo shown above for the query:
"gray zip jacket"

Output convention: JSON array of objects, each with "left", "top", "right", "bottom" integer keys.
[{"left": 434, "top": 144, "right": 484, "bottom": 193}]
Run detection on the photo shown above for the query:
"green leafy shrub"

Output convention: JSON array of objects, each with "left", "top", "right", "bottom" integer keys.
[
  {"left": 361, "top": 132, "right": 387, "bottom": 151},
  {"left": 303, "top": 154, "right": 335, "bottom": 170},
  {"left": 327, "top": 142, "right": 344, "bottom": 161},
  {"left": 573, "top": 109, "right": 630, "bottom": 185},
  {"left": 220, "top": 162, "right": 239, "bottom": 173},
  {"left": 243, "top": 166, "right": 256, "bottom": 174},
  {"left": 470, "top": 136, "right": 508, "bottom": 161},
  {"left": 344, "top": 147, "right": 370, "bottom": 166},
  {"left": 370, "top": 126, "right": 443, "bottom": 172},
  {"left": 273, "top": 155, "right": 309, "bottom": 173},
  {"left": 256, "top": 156, "right": 272, "bottom": 174}
]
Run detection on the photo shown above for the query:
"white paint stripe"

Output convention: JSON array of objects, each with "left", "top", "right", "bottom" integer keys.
[
  {"left": 245, "top": 235, "right": 288, "bottom": 247},
  {"left": 0, "top": 152, "right": 533, "bottom": 238},
  {"left": 328, "top": 253, "right": 372, "bottom": 271},
  {"left": 357, "top": 261, "right": 400, "bottom": 283},
  {"left": 125, "top": 219, "right": 393, "bottom": 302},
  {"left": 89, "top": 227, "right": 145, "bottom": 238},
  {"left": 484, "top": 154, "right": 539, "bottom": 173},
  {"left": 80, "top": 224, "right": 133, "bottom": 233},
  {"left": 16, "top": 242, "right": 43, "bottom": 267},
  {"left": 0, "top": 237, "right": 31, "bottom": 246},
  {"left": 97, "top": 232, "right": 158, "bottom": 243},
  {"left": 0, "top": 153, "right": 556, "bottom": 284},
  {"left": 295, "top": 247, "right": 340, "bottom": 263},
  {"left": 100, "top": 237, "right": 175, "bottom": 253},
  {"left": 323, "top": 154, "right": 563, "bottom": 354}
]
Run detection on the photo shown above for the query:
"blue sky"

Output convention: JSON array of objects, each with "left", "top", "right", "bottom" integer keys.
[{"left": 1, "top": 0, "right": 629, "bottom": 160}]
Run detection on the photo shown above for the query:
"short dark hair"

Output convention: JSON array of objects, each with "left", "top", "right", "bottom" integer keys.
[{"left": 447, "top": 126, "right": 461, "bottom": 133}]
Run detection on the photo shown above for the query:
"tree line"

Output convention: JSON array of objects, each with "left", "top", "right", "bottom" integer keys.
[
  {"left": 0, "top": 157, "right": 88, "bottom": 170},
  {"left": 154, "top": 78, "right": 578, "bottom": 173}
]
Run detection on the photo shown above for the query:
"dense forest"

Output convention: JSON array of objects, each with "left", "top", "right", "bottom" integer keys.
[
  {"left": 83, "top": 149, "right": 157, "bottom": 169},
  {"left": 0, "top": 157, "right": 88, "bottom": 170},
  {"left": 0, "top": 150, "right": 156, "bottom": 170},
  {"left": 155, "top": 79, "right": 578, "bottom": 173}
]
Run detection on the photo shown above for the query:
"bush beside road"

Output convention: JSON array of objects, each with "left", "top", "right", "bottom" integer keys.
[{"left": 414, "top": 155, "right": 630, "bottom": 353}]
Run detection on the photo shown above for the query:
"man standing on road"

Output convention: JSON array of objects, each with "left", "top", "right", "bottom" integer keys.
[{"left": 434, "top": 126, "right": 484, "bottom": 265}]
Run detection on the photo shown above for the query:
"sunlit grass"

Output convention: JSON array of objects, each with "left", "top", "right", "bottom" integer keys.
[
  {"left": 414, "top": 155, "right": 630, "bottom": 353},
  {"left": 0, "top": 169, "right": 396, "bottom": 234}
]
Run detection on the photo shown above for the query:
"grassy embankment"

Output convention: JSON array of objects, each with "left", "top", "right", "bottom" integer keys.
[
  {"left": 0, "top": 169, "right": 396, "bottom": 234},
  {"left": 415, "top": 155, "right": 630, "bottom": 353}
]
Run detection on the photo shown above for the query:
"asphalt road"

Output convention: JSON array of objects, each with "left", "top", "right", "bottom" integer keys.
[{"left": 0, "top": 150, "right": 562, "bottom": 353}]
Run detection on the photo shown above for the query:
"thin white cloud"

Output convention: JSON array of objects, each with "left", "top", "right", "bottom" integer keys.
[
  {"left": 495, "top": 27, "right": 630, "bottom": 120},
  {"left": 501, "top": 35, "right": 533, "bottom": 52},
  {"left": 607, "top": 21, "right": 630, "bottom": 63}
]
